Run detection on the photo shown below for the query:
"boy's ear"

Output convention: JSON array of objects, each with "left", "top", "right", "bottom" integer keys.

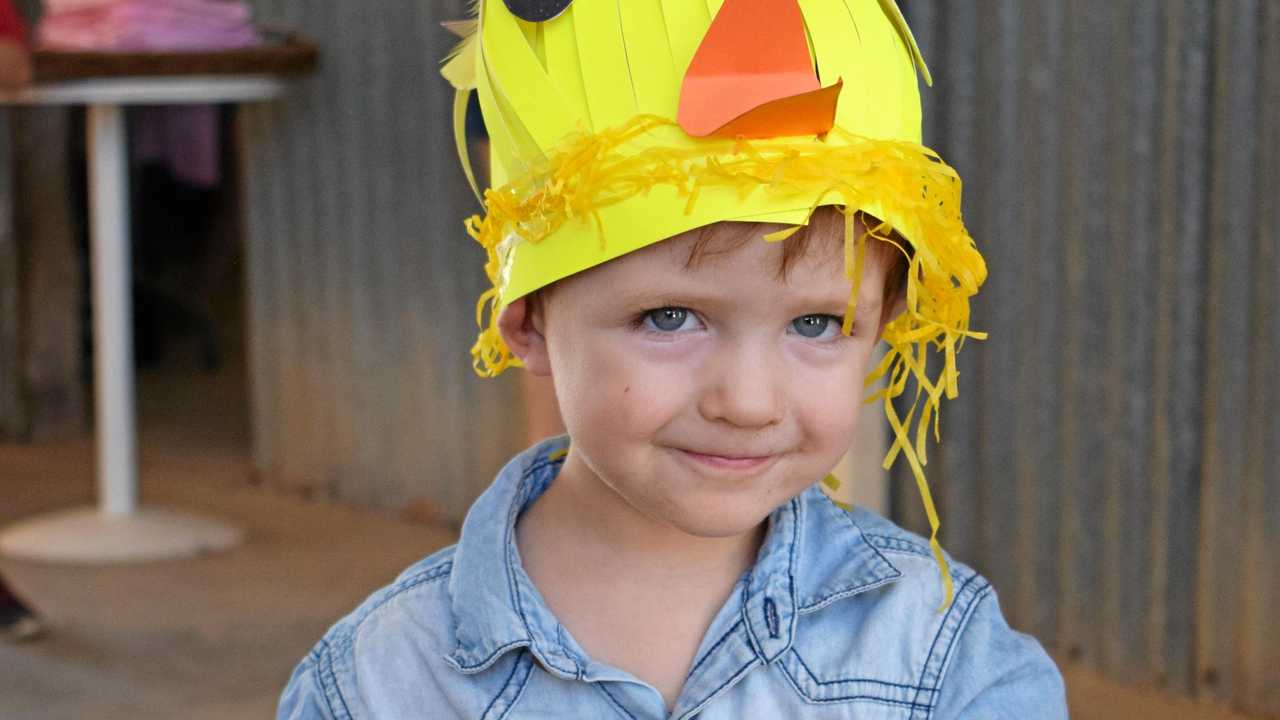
[{"left": 497, "top": 295, "right": 553, "bottom": 376}]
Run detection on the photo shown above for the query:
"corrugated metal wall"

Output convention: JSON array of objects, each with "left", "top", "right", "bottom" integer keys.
[
  {"left": 238, "top": 0, "right": 524, "bottom": 521},
  {"left": 893, "top": 1, "right": 1278, "bottom": 715}
]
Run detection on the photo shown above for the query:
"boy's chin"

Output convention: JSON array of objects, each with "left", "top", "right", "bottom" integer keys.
[{"left": 657, "top": 501, "right": 776, "bottom": 540}]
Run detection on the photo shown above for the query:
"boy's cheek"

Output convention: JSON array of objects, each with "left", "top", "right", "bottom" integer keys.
[
  {"left": 787, "top": 369, "right": 865, "bottom": 456},
  {"left": 558, "top": 354, "right": 688, "bottom": 437}
]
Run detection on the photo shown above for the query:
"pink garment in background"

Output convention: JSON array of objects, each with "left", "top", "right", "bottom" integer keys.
[
  {"left": 38, "top": 0, "right": 260, "bottom": 188},
  {"left": 38, "top": 0, "right": 258, "bottom": 51}
]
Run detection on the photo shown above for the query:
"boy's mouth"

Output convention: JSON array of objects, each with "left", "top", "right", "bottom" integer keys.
[{"left": 673, "top": 448, "right": 779, "bottom": 471}]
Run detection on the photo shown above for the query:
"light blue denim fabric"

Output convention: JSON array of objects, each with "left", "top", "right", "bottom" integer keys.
[{"left": 279, "top": 436, "right": 1067, "bottom": 719}]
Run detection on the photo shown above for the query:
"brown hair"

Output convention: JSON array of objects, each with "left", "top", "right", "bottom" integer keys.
[{"left": 682, "top": 206, "right": 911, "bottom": 306}]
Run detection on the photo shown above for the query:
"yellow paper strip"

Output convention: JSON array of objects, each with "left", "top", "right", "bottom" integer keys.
[
  {"left": 543, "top": 7, "right": 593, "bottom": 129},
  {"left": 481, "top": 0, "right": 575, "bottom": 152},
  {"left": 877, "top": 0, "right": 932, "bottom": 85},
  {"left": 515, "top": 17, "right": 539, "bottom": 58},
  {"left": 474, "top": 44, "right": 521, "bottom": 186},
  {"left": 453, "top": 88, "right": 482, "bottom": 202},
  {"left": 844, "top": 0, "right": 910, "bottom": 139},
  {"left": 884, "top": 392, "right": 953, "bottom": 610},
  {"left": 659, "top": 0, "right": 710, "bottom": 78},
  {"left": 796, "top": 0, "right": 868, "bottom": 140},
  {"left": 441, "top": 30, "right": 478, "bottom": 90},
  {"left": 618, "top": 0, "right": 679, "bottom": 116},
  {"left": 573, "top": 0, "right": 638, "bottom": 129}
]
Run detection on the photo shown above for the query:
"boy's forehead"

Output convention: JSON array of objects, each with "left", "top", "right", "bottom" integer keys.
[
  {"left": 551, "top": 222, "right": 889, "bottom": 309},
  {"left": 624, "top": 223, "right": 849, "bottom": 279}
]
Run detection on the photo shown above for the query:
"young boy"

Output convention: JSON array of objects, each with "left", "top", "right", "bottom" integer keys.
[{"left": 280, "top": 1, "right": 1067, "bottom": 717}]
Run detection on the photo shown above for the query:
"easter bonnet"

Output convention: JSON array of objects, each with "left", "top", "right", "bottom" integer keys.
[{"left": 441, "top": 0, "right": 988, "bottom": 608}]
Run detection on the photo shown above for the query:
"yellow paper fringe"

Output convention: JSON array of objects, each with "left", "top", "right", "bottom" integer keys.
[
  {"left": 462, "top": 115, "right": 987, "bottom": 610},
  {"left": 821, "top": 474, "right": 853, "bottom": 511}
]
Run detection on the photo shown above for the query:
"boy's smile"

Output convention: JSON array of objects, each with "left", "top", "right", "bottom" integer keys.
[{"left": 501, "top": 216, "right": 899, "bottom": 542}]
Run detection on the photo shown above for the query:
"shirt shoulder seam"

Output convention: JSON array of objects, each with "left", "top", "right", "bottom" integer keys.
[
  {"left": 314, "top": 558, "right": 455, "bottom": 717},
  {"left": 912, "top": 575, "right": 994, "bottom": 714},
  {"left": 311, "top": 637, "right": 354, "bottom": 720},
  {"left": 325, "top": 557, "right": 455, "bottom": 660},
  {"left": 861, "top": 532, "right": 934, "bottom": 558}
]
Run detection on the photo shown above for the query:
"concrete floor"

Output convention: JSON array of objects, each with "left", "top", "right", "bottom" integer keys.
[
  {"left": 0, "top": 365, "right": 454, "bottom": 720},
  {"left": 0, "top": 364, "right": 1259, "bottom": 719}
]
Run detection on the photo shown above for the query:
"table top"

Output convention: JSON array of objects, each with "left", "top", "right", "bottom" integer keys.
[
  {"left": 30, "top": 31, "right": 317, "bottom": 81},
  {"left": 0, "top": 74, "right": 288, "bottom": 106},
  {"left": 0, "top": 29, "right": 314, "bottom": 106}
]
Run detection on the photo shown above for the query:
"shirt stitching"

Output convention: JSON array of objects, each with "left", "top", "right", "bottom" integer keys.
[
  {"left": 784, "top": 496, "right": 799, "bottom": 642},
  {"left": 596, "top": 682, "right": 637, "bottom": 719},
  {"left": 314, "top": 638, "right": 353, "bottom": 720},
  {"left": 743, "top": 496, "right": 800, "bottom": 661},
  {"left": 777, "top": 653, "right": 932, "bottom": 709},
  {"left": 452, "top": 640, "right": 531, "bottom": 672},
  {"left": 343, "top": 560, "right": 453, "bottom": 676},
  {"left": 686, "top": 618, "right": 744, "bottom": 679},
  {"left": 921, "top": 584, "right": 994, "bottom": 720},
  {"left": 678, "top": 658, "right": 758, "bottom": 720},
  {"left": 503, "top": 459, "right": 539, "bottom": 669},
  {"left": 909, "top": 571, "right": 987, "bottom": 713},
  {"left": 764, "top": 598, "right": 780, "bottom": 638},
  {"left": 508, "top": 573, "right": 578, "bottom": 674},
  {"left": 503, "top": 457, "right": 542, "bottom": 648},
  {"left": 481, "top": 651, "right": 526, "bottom": 720},
  {"left": 353, "top": 561, "right": 454, "bottom": 634},
  {"left": 506, "top": 456, "right": 579, "bottom": 677},
  {"left": 795, "top": 503, "right": 903, "bottom": 612},
  {"left": 497, "top": 654, "right": 535, "bottom": 720},
  {"left": 836, "top": 515, "right": 902, "bottom": 573},
  {"left": 790, "top": 649, "right": 937, "bottom": 693},
  {"left": 741, "top": 567, "right": 763, "bottom": 658},
  {"left": 862, "top": 532, "right": 934, "bottom": 558}
]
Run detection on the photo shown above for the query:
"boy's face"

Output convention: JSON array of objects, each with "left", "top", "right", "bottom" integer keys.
[{"left": 503, "top": 223, "right": 897, "bottom": 539}]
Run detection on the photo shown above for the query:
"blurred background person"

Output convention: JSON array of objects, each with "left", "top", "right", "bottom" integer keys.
[
  {"left": 0, "top": 0, "right": 30, "bottom": 88},
  {"left": 0, "top": 574, "right": 43, "bottom": 642},
  {"left": 0, "top": 0, "right": 43, "bottom": 644}
]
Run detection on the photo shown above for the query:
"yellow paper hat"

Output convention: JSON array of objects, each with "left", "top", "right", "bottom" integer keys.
[{"left": 442, "top": 0, "right": 988, "bottom": 608}]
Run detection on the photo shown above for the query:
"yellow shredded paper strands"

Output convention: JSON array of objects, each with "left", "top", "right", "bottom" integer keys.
[{"left": 460, "top": 115, "right": 987, "bottom": 610}]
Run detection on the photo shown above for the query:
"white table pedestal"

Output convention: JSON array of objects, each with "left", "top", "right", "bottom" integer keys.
[
  {"left": 0, "top": 76, "right": 283, "bottom": 563},
  {"left": 0, "top": 507, "right": 243, "bottom": 563}
]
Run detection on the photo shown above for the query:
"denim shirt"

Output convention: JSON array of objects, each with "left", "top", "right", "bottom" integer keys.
[{"left": 279, "top": 436, "right": 1067, "bottom": 719}]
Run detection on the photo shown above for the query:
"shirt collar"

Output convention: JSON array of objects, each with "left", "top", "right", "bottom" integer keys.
[
  {"left": 445, "top": 436, "right": 901, "bottom": 674},
  {"left": 445, "top": 436, "right": 578, "bottom": 677},
  {"left": 739, "top": 484, "right": 903, "bottom": 662}
]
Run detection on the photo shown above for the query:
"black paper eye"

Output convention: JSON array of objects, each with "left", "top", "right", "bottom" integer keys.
[{"left": 503, "top": 0, "right": 573, "bottom": 22}]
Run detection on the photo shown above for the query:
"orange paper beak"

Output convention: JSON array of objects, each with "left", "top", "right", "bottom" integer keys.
[{"left": 677, "top": 0, "right": 842, "bottom": 138}]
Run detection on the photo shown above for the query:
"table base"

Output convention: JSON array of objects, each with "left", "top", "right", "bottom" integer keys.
[{"left": 0, "top": 507, "right": 243, "bottom": 563}]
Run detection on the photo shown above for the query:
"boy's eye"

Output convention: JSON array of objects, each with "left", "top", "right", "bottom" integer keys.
[
  {"left": 643, "top": 307, "right": 695, "bottom": 332},
  {"left": 791, "top": 314, "right": 842, "bottom": 339}
]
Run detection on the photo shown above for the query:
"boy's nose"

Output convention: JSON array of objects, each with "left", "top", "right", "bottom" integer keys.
[{"left": 698, "top": 349, "right": 785, "bottom": 430}]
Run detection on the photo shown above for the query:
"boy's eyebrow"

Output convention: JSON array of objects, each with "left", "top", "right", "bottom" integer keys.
[
  {"left": 609, "top": 285, "right": 731, "bottom": 309},
  {"left": 610, "top": 283, "right": 879, "bottom": 316},
  {"left": 787, "top": 288, "right": 882, "bottom": 313}
]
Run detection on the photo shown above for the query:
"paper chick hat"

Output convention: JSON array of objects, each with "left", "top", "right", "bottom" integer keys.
[{"left": 442, "top": 0, "right": 988, "bottom": 608}]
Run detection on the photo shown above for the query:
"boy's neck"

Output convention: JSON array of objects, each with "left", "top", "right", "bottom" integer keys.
[
  {"left": 518, "top": 449, "right": 766, "bottom": 584},
  {"left": 515, "top": 448, "right": 767, "bottom": 709}
]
